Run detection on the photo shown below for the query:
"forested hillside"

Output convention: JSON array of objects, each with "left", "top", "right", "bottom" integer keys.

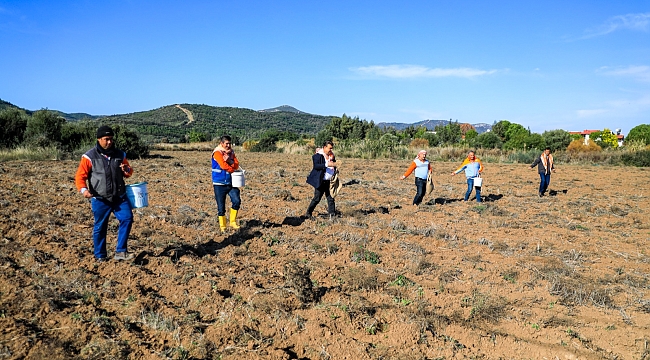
[{"left": 99, "top": 104, "right": 331, "bottom": 143}]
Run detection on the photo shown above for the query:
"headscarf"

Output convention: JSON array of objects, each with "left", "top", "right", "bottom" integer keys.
[
  {"left": 540, "top": 152, "right": 554, "bottom": 174},
  {"left": 415, "top": 149, "right": 427, "bottom": 161}
]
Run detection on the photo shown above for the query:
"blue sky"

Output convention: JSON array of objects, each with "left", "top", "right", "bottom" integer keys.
[{"left": 0, "top": 1, "right": 648, "bottom": 133}]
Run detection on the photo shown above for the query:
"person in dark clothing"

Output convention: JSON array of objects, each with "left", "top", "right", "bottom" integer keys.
[
  {"left": 530, "top": 147, "right": 556, "bottom": 197},
  {"left": 305, "top": 140, "right": 337, "bottom": 219},
  {"left": 75, "top": 126, "right": 134, "bottom": 262}
]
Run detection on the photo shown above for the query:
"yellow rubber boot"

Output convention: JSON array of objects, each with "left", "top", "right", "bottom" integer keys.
[
  {"left": 218, "top": 216, "right": 227, "bottom": 232},
  {"left": 229, "top": 209, "right": 241, "bottom": 230}
]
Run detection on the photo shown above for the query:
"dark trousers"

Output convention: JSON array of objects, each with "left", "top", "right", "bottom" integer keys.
[
  {"left": 91, "top": 196, "right": 133, "bottom": 259},
  {"left": 306, "top": 180, "right": 335, "bottom": 216},
  {"left": 413, "top": 177, "right": 427, "bottom": 205},
  {"left": 464, "top": 178, "right": 482, "bottom": 202},
  {"left": 213, "top": 184, "right": 241, "bottom": 216},
  {"left": 539, "top": 173, "right": 551, "bottom": 194}
]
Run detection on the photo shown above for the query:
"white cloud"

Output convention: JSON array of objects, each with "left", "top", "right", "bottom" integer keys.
[
  {"left": 598, "top": 65, "right": 650, "bottom": 82},
  {"left": 576, "top": 94, "right": 650, "bottom": 121},
  {"left": 350, "top": 65, "right": 497, "bottom": 79},
  {"left": 576, "top": 109, "right": 608, "bottom": 118},
  {"left": 582, "top": 12, "right": 650, "bottom": 38}
]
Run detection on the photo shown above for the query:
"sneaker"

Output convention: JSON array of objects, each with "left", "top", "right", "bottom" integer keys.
[
  {"left": 96, "top": 257, "right": 107, "bottom": 263},
  {"left": 114, "top": 252, "right": 134, "bottom": 261},
  {"left": 538, "top": 192, "right": 543, "bottom": 198}
]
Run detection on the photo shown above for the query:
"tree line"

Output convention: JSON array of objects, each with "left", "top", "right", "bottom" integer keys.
[
  {"left": 0, "top": 108, "right": 149, "bottom": 159},
  {"left": 2, "top": 101, "right": 650, "bottom": 166}
]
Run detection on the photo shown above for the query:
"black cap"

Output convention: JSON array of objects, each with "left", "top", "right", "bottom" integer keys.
[{"left": 97, "top": 126, "right": 114, "bottom": 138}]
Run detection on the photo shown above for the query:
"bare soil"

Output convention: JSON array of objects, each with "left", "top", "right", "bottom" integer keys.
[{"left": 1, "top": 151, "right": 649, "bottom": 359}]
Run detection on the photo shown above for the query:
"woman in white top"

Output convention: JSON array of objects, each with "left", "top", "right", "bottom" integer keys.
[{"left": 400, "top": 150, "right": 432, "bottom": 206}]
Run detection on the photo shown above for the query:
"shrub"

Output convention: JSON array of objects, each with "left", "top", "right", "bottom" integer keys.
[
  {"left": 567, "top": 139, "right": 601, "bottom": 153},
  {"left": 542, "top": 129, "right": 571, "bottom": 152},
  {"left": 24, "top": 109, "right": 65, "bottom": 148},
  {"left": 409, "top": 138, "right": 429, "bottom": 149},
  {"left": 60, "top": 121, "right": 96, "bottom": 153},
  {"left": 507, "top": 149, "right": 538, "bottom": 164},
  {"left": 113, "top": 125, "right": 150, "bottom": 159},
  {"left": 250, "top": 137, "right": 278, "bottom": 152},
  {"left": 420, "top": 132, "right": 440, "bottom": 147},
  {"left": 621, "top": 150, "right": 650, "bottom": 167},
  {"left": 472, "top": 132, "right": 503, "bottom": 149},
  {"left": 590, "top": 129, "right": 618, "bottom": 149},
  {"left": 0, "top": 108, "right": 28, "bottom": 149},
  {"left": 315, "top": 129, "right": 335, "bottom": 147},
  {"left": 187, "top": 130, "right": 208, "bottom": 143},
  {"left": 242, "top": 140, "right": 258, "bottom": 151},
  {"left": 626, "top": 124, "right": 650, "bottom": 145}
]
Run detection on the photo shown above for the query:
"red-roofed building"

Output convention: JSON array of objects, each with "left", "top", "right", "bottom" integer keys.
[{"left": 569, "top": 129, "right": 625, "bottom": 147}]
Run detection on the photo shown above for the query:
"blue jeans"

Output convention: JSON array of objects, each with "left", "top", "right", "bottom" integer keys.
[
  {"left": 413, "top": 177, "right": 427, "bottom": 205},
  {"left": 465, "top": 178, "right": 482, "bottom": 202},
  {"left": 213, "top": 184, "right": 241, "bottom": 216},
  {"left": 539, "top": 173, "right": 551, "bottom": 194},
  {"left": 91, "top": 196, "right": 133, "bottom": 259}
]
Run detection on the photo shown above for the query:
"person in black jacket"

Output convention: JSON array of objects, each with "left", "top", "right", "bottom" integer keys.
[
  {"left": 530, "top": 147, "right": 556, "bottom": 197},
  {"left": 305, "top": 140, "right": 337, "bottom": 219}
]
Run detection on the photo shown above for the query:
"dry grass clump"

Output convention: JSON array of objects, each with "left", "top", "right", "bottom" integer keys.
[
  {"left": 533, "top": 260, "right": 615, "bottom": 308},
  {"left": 342, "top": 268, "right": 382, "bottom": 291},
  {"left": 80, "top": 338, "right": 131, "bottom": 360},
  {"left": 140, "top": 310, "right": 178, "bottom": 332},
  {"left": 463, "top": 290, "right": 508, "bottom": 323}
]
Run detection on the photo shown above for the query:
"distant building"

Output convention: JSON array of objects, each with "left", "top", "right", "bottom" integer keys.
[{"left": 569, "top": 129, "right": 624, "bottom": 147}]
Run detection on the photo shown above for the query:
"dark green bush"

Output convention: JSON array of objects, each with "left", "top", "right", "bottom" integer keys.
[
  {"left": 507, "top": 149, "right": 539, "bottom": 164},
  {"left": 621, "top": 150, "right": 650, "bottom": 167},
  {"left": 0, "top": 108, "right": 28, "bottom": 149},
  {"left": 250, "top": 136, "right": 278, "bottom": 152},
  {"left": 113, "top": 125, "right": 150, "bottom": 159}
]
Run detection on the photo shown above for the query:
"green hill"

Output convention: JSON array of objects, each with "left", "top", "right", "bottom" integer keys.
[
  {"left": 1, "top": 99, "right": 333, "bottom": 143},
  {"left": 98, "top": 104, "right": 332, "bottom": 143},
  {"left": 1, "top": 98, "right": 98, "bottom": 120},
  {"left": 0, "top": 99, "right": 28, "bottom": 113}
]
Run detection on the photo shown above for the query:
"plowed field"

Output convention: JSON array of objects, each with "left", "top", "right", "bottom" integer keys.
[{"left": 1, "top": 151, "right": 649, "bottom": 359}]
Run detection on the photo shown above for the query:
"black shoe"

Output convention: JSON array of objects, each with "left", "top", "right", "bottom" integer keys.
[
  {"left": 114, "top": 252, "right": 134, "bottom": 261},
  {"left": 302, "top": 214, "right": 313, "bottom": 220}
]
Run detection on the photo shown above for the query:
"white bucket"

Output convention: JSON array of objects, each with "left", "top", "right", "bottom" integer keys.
[
  {"left": 126, "top": 182, "right": 149, "bottom": 208},
  {"left": 231, "top": 169, "right": 245, "bottom": 188},
  {"left": 473, "top": 177, "right": 483, "bottom": 187}
]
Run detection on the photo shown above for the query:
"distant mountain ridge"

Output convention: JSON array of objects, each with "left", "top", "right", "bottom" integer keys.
[
  {"left": 378, "top": 119, "right": 492, "bottom": 134},
  {"left": 0, "top": 99, "right": 100, "bottom": 120},
  {"left": 0, "top": 99, "right": 332, "bottom": 142},
  {"left": 1, "top": 98, "right": 492, "bottom": 141},
  {"left": 259, "top": 105, "right": 306, "bottom": 114}
]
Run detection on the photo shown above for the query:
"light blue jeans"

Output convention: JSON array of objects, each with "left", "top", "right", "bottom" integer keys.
[{"left": 464, "top": 178, "right": 482, "bottom": 202}]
